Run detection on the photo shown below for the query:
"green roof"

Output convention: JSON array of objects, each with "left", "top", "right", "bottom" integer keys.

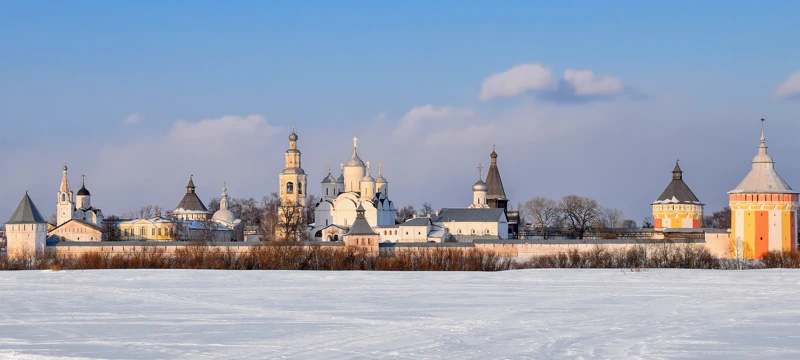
[{"left": 7, "top": 192, "right": 46, "bottom": 224}]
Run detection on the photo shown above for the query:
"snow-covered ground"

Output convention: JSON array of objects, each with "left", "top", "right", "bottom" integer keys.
[{"left": 1, "top": 269, "right": 799, "bottom": 359}]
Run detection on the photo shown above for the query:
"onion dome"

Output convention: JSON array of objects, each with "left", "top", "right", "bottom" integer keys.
[
  {"left": 362, "top": 162, "right": 375, "bottom": 182},
  {"left": 322, "top": 163, "right": 336, "bottom": 183},
  {"left": 336, "top": 164, "right": 345, "bottom": 183},
  {"left": 473, "top": 179, "right": 488, "bottom": 192},
  {"left": 345, "top": 137, "right": 365, "bottom": 167},
  {"left": 376, "top": 163, "right": 387, "bottom": 183},
  {"left": 289, "top": 132, "right": 298, "bottom": 141},
  {"left": 76, "top": 175, "right": 90, "bottom": 196}
]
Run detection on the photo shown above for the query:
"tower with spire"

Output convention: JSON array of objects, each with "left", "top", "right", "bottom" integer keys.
[
  {"left": 279, "top": 121, "right": 307, "bottom": 208},
  {"left": 57, "top": 163, "right": 74, "bottom": 226},
  {"left": 729, "top": 118, "right": 798, "bottom": 259},
  {"left": 278, "top": 122, "right": 308, "bottom": 240},
  {"left": 652, "top": 160, "right": 703, "bottom": 229}
]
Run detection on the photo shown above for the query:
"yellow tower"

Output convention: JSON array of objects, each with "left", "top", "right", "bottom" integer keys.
[
  {"left": 729, "top": 119, "right": 798, "bottom": 259},
  {"left": 652, "top": 160, "right": 703, "bottom": 229},
  {"left": 277, "top": 122, "right": 307, "bottom": 240}
]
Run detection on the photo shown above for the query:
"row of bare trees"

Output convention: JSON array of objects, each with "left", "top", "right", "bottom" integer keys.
[{"left": 522, "top": 195, "right": 635, "bottom": 239}]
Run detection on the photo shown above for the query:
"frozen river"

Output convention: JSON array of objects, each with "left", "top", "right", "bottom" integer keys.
[{"left": 1, "top": 269, "right": 799, "bottom": 359}]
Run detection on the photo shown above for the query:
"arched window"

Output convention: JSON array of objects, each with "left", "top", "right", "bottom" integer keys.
[
  {"left": 486, "top": 229, "right": 490, "bottom": 234},
  {"left": 326, "top": 188, "right": 329, "bottom": 196},
  {"left": 333, "top": 235, "right": 339, "bottom": 241},
  {"left": 287, "top": 182, "right": 294, "bottom": 194},
  {"left": 140, "top": 227, "right": 146, "bottom": 236},
  {"left": 472, "top": 229, "right": 476, "bottom": 234},
  {"left": 152, "top": 228, "right": 156, "bottom": 236},
  {"left": 394, "top": 230, "right": 397, "bottom": 235},
  {"left": 298, "top": 182, "right": 303, "bottom": 194},
  {"left": 158, "top": 228, "right": 162, "bottom": 236},
  {"left": 124, "top": 229, "right": 128, "bottom": 236},
  {"left": 458, "top": 229, "right": 462, "bottom": 234}
]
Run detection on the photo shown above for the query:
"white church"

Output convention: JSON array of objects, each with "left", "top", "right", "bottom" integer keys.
[{"left": 311, "top": 137, "right": 396, "bottom": 241}]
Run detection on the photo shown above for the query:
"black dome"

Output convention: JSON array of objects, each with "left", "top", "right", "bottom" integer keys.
[{"left": 77, "top": 185, "right": 90, "bottom": 196}]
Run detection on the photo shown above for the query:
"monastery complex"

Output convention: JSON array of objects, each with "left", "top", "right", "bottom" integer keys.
[{"left": 2, "top": 119, "right": 797, "bottom": 260}]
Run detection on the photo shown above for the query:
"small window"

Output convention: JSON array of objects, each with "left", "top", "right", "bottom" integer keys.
[
  {"left": 458, "top": 229, "right": 462, "bottom": 234},
  {"left": 298, "top": 182, "right": 303, "bottom": 195},
  {"left": 287, "top": 182, "right": 294, "bottom": 194},
  {"left": 486, "top": 229, "right": 490, "bottom": 234},
  {"left": 152, "top": 228, "right": 156, "bottom": 236},
  {"left": 472, "top": 229, "right": 476, "bottom": 234}
]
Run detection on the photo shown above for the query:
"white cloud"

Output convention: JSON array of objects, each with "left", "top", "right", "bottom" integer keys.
[
  {"left": 479, "top": 64, "right": 626, "bottom": 101},
  {"left": 774, "top": 72, "right": 800, "bottom": 99},
  {"left": 562, "top": 69, "right": 625, "bottom": 96},
  {"left": 395, "top": 105, "right": 474, "bottom": 137},
  {"left": 479, "top": 64, "right": 557, "bottom": 101},
  {"left": 123, "top": 113, "right": 144, "bottom": 125}
]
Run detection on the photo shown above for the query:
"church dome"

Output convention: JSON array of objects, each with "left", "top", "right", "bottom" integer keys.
[
  {"left": 289, "top": 132, "right": 298, "bottom": 141},
  {"left": 346, "top": 152, "right": 365, "bottom": 167},
  {"left": 322, "top": 172, "right": 336, "bottom": 183},
  {"left": 77, "top": 184, "right": 90, "bottom": 196},
  {"left": 362, "top": 173, "right": 375, "bottom": 182},
  {"left": 473, "top": 179, "right": 488, "bottom": 192},
  {"left": 212, "top": 209, "right": 236, "bottom": 224},
  {"left": 336, "top": 172, "right": 345, "bottom": 183},
  {"left": 376, "top": 174, "right": 387, "bottom": 183}
]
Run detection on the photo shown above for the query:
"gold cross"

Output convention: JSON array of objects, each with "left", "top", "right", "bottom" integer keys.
[
  {"left": 477, "top": 163, "right": 483, "bottom": 179},
  {"left": 353, "top": 137, "right": 358, "bottom": 148}
]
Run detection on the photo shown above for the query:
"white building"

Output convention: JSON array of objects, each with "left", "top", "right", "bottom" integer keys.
[
  {"left": 312, "top": 137, "right": 395, "bottom": 240},
  {"left": 211, "top": 183, "right": 242, "bottom": 230},
  {"left": 56, "top": 164, "right": 104, "bottom": 227},
  {"left": 5, "top": 192, "right": 48, "bottom": 258}
]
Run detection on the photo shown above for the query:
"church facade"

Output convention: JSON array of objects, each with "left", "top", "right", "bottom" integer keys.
[{"left": 312, "top": 137, "right": 395, "bottom": 240}]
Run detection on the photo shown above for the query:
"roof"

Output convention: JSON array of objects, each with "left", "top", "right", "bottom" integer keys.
[
  {"left": 653, "top": 162, "right": 702, "bottom": 205},
  {"left": 435, "top": 208, "right": 506, "bottom": 223},
  {"left": 402, "top": 217, "right": 432, "bottom": 226},
  {"left": 730, "top": 121, "right": 796, "bottom": 194},
  {"left": 347, "top": 218, "right": 376, "bottom": 236},
  {"left": 48, "top": 218, "right": 102, "bottom": 232},
  {"left": 485, "top": 154, "right": 506, "bottom": 200},
  {"left": 175, "top": 193, "right": 208, "bottom": 212},
  {"left": 76, "top": 184, "right": 90, "bottom": 196},
  {"left": 7, "top": 192, "right": 47, "bottom": 224}
]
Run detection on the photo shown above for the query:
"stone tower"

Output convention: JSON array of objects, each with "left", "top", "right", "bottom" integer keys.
[
  {"left": 729, "top": 119, "right": 798, "bottom": 259},
  {"left": 652, "top": 160, "right": 703, "bottom": 229}
]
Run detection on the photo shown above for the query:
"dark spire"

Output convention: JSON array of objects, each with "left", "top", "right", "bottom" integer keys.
[
  {"left": 77, "top": 174, "right": 91, "bottom": 196},
  {"left": 187, "top": 175, "right": 196, "bottom": 193},
  {"left": 672, "top": 160, "right": 682, "bottom": 180},
  {"left": 485, "top": 147, "right": 507, "bottom": 200}
]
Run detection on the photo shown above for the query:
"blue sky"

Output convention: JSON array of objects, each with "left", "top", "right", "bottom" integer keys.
[{"left": 2, "top": 1, "right": 800, "bottom": 223}]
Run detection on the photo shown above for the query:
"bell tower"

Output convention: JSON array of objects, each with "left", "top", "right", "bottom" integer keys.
[
  {"left": 57, "top": 163, "right": 74, "bottom": 226},
  {"left": 277, "top": 122, "right": 308, "bottom": 240}
]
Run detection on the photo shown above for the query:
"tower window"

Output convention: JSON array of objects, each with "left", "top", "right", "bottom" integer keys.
[
  {"left": 298, "top": 182, "right": 303, "bottom": 195},
  {"left": 287, "top": 182, "right": 294, "bottom": 194}
]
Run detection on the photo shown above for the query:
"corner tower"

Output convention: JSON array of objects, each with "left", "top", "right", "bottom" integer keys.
[
  {"left": 652, "top": 160, "right": 703, "bottom": 229},
  {"left": 729, "top": 119, "right": 798, "bottom": 259}
]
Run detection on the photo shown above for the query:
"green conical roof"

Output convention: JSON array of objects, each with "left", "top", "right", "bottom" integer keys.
[{"left": 7, "top": 192, "right": 46, "bottom": 224}]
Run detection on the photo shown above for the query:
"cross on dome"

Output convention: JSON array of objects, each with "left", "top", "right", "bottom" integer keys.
[
  {"left": 353, "top": 137, "right": 358, "bottom": 149},
  {"left": 478, "top": 163, "right": 484, "bottom": 180}
]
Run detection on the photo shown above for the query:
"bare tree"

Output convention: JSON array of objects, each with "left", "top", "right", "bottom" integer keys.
[
  {"left": 622, "top": 219, "right": 638, "bottom": 229},
  {"left": 258, "top": 193, "right": 281, "bottom": 240},
  {"left": 559, "top": 195, "right": 600, "bottom": 239},
  {"left": 711, "top": 207, "right": 731, "bottom": 229},
  {"left": 421, "top": 202, "right": 434, "bottom": 216},
  {"left": 522, "top": 197, "right": 559, "bottom": 239},
  {"left": 278, "top": 200, "right": 307, "bottom": 242},
  {"left": 305, "top": 194, "right": 318, "bottom": 225},
  {"left": 641, "top": 216, "right": 654, "bottom": 228},
  {"left": 396, "top": 205, "right": 416, "bottom": 224},
  {"left": 595, "top": 207, "right": 625, "bottom": 231},
  {"left": 102, "top": 215, "right": 121, "bottom": 241},
  {"left": 48, "top": 213, "right": 57, "bottom": 225}
]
